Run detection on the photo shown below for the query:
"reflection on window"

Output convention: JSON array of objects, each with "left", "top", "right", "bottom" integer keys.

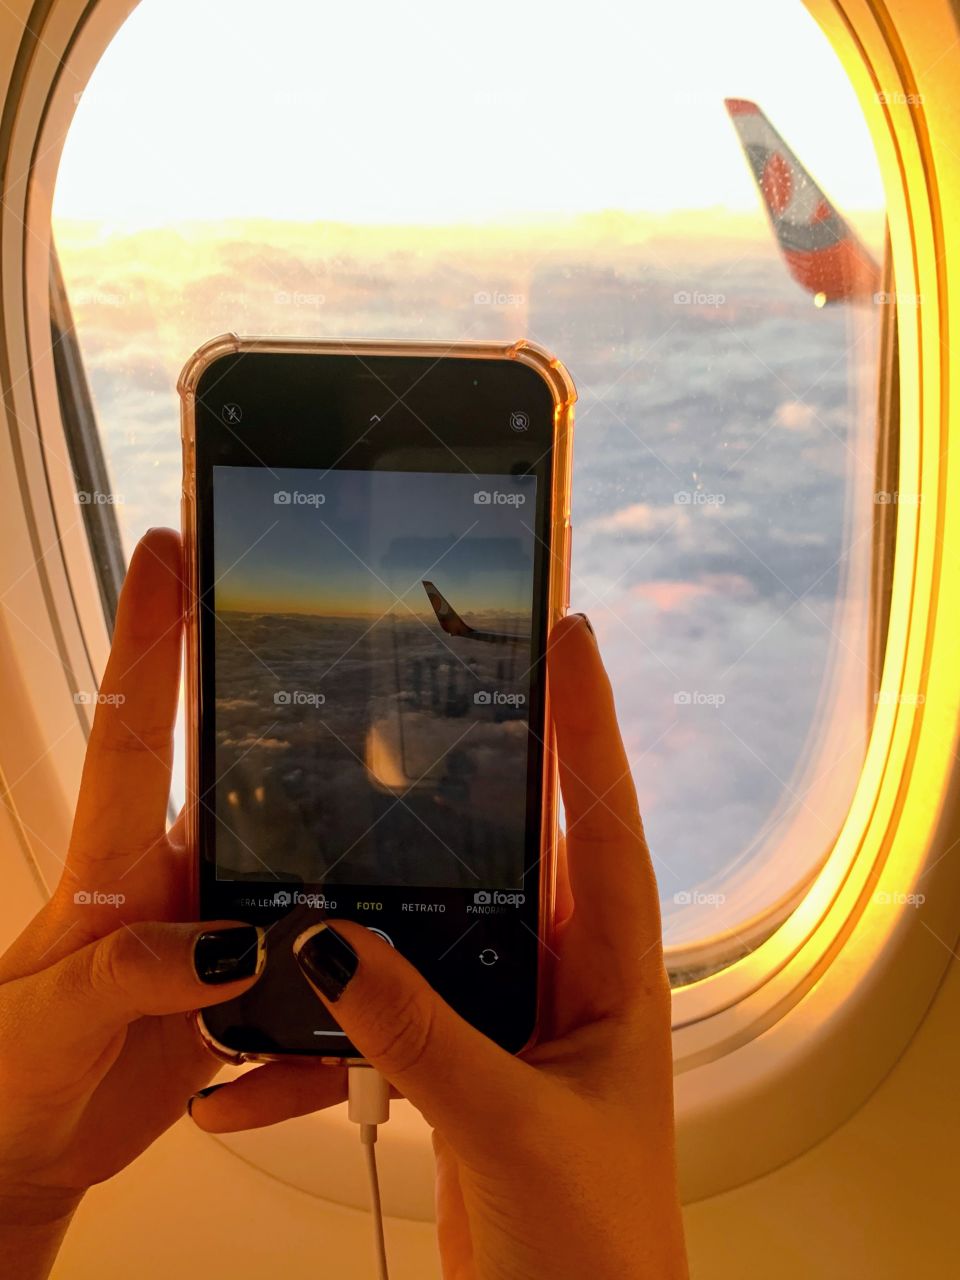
[{"left": 52, "top": 0, "right": 886, "bottom": 973}]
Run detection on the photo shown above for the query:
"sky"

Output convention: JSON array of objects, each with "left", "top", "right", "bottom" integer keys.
[
  {"left": 214, "top": 466, "right": 537, "bottom": 616},
  {"left": 48, "top": 0, "right": 886, "bottom": 944},
  {"left": 57, "top": 230, "right": 878, "bottom": 945},
  {"left": 53, "top": 0, "right": 885, "bottom": 227}
]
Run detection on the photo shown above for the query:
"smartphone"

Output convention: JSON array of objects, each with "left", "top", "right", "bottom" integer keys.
[{"left": 179, "top": 336, "right": 575, "bottom": 1060}]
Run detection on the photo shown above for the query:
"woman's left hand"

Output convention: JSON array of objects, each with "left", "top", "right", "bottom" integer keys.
[{"left": 0, "top": 530, "right": 345, "bottom": 1275}]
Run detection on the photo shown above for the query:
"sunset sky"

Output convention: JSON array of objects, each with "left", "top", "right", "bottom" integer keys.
[
  {"left": 214, "top": 466, "right": 537, "bottom": 617},
  {"left": 47, "top": 0, "right": 885, "bottom": 940},
  {"left": 53, "top": 0, "right": 884, "bottom": 229}
]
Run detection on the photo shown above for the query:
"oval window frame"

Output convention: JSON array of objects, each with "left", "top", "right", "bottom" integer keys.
[{"left": 0, "top": 0, "right": 956, "bottom": 1215}]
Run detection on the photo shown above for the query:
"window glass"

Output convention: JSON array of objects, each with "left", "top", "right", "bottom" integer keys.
[{"left": 52, "top": 0, "right": 886, "bottom": 967}]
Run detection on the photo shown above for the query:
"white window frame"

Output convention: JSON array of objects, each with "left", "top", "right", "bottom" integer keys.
[{"left": 0, "top": 0, "right": 958, "bottom": 1217}]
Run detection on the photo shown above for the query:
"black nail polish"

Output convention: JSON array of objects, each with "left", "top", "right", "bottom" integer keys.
[
  {"left": 575, "top": 612, "right": 595, "bottom": 637},
  {"left": 193, "top": 925, "right": 263, "bottom": 984},
  {"left": 187, "top": 1083, "right": 225, "bottom": 1116},
  {"left": 294, "top": 924, "right": 358, "bottom": 1002}
]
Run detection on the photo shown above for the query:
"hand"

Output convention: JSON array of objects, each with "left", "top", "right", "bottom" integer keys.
[
  {"left": 191, "top": 613, "right": 688, "bottom": 1280},
  {"left": 0, "top": 531, "right": 345, "bottom": 1277}
]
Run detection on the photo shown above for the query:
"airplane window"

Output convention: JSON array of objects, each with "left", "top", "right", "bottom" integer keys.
[{"left": 51, "top": 0, "right": 886, "bottom": 979}]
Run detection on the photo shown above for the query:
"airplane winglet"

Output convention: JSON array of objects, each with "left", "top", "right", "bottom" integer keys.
[
  {"left": 724, "top": 98, "right": 881, "bottom": 304},
  {"left": 422, "top": 580, "right": 475, "bottom": 639},
  {"left": 421, "top": 580, "right": 529, "bottom": 648},
  {"left": 724, "top": 98, "right": 761, "bottom": 116}
]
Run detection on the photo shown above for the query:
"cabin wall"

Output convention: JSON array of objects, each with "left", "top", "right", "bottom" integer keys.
[
  {"left": 1, "top": 1, "right": 957, "bottom": 1276},
  {"left": 47, "top": 950, "right": 960, "bottom": 1278},
  {"left": 685, "top": 954, "right": 960, "bottom": 1278}
]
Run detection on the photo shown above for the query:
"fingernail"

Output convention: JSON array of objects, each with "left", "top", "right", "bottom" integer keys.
[
  {"left": 193, "top": 925, "right": 265, "bottom": 984},
  {"left": 187, "top": 1083, "right": 225, "bottom": 1116},
  {"left": 294, "top": 923, "right": 358, "bottom": 1003},
  {"left": 574, "top": 612, "right": 595, "bottom": 637}
]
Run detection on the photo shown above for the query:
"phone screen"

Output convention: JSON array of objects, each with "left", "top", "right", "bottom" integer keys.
[
  {"left": 189, "top": 349, "right": 564, "bottom": 1055},
  {"left": 213, "top": 464, "right": 537, "bottom": 888}
]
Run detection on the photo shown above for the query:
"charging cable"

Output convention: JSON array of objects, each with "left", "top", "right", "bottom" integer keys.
[{"left": 348, "top": 1065, "right": 392, "bottom": 1280}]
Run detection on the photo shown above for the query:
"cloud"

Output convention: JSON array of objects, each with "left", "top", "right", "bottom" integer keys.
[
  {"left": 586, "top": 502, "right": 686, "bottom": 537},
  {"left": 775, "top": 400, "right": 818, "bottom": 430},
  {"left": 58, "top": 224, "right": 877, "bottom": 942},
  {"left": 628, "top": 580, "right": 709, "bottom": 612}
]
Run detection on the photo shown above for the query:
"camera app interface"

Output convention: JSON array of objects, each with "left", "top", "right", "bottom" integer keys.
[{"left": 211, "top": 465, "right": 538, "bottom": 894}]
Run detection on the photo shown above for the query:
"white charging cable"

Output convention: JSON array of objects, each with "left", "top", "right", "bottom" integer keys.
[{"left": 348, "top": 1065, "right": 392, "bottom": 1280}]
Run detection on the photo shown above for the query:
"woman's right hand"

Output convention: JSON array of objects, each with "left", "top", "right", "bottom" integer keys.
[{"left": 192, "top": 613, "right": 687, "bottom": 1280}]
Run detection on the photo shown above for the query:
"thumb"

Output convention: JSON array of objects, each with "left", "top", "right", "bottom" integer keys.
[
  {"left": 294, "top": 921, "right": 534, "bottom": 1160},
  {"left": 0, "top": 922, "right": 264, "bottom": 1089}
]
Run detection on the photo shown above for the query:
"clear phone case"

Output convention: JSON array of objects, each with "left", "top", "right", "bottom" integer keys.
[{"left": 178, "top": 335, "right": 576, "bottom": 1063}]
